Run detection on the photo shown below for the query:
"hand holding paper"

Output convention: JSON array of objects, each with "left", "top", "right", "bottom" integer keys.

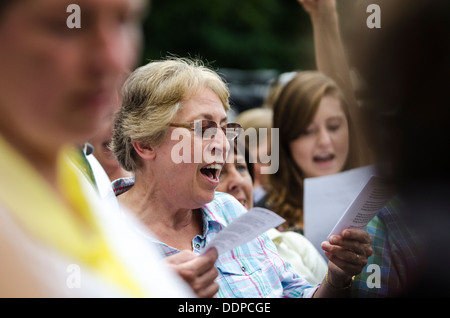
[
  {"left": 304, "top": 165, "right": 377, "bottom": 257},
  {"left": 328, "top": 176, "right": 395, "bottom": 237},
  {"left": 321, "top": 227, "right": 373, "bottom": 289},
  {"left": 200, "top": 207, "right": 285, "bottom": 256}
]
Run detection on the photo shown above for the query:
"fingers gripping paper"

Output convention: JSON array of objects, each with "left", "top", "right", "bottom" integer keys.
[
  {"left": 304, "top": 165, "right": 378, "bottom": 257},
  {"left": 328, "top": 176, "right": 395, "bottom": 237},
  {"left": 200, "top": 207, "right": 285, "bottom": 256}
]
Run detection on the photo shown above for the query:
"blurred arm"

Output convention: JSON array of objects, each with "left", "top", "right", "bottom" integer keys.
[{"left": 298, "top": 0, "right": 358, "bottom": 115}]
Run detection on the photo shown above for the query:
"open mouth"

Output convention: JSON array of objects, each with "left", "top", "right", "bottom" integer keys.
[
  {"left": 200, "top": 163, "right": 222, "bottom": 182},
  {"left": 313, "top": 153, "right": 335, "bottom": 163}
]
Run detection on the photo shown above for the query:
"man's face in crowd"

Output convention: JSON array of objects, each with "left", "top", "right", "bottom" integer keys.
[{"left": 0, "top": 0, "right": 146, "bottom": 149}]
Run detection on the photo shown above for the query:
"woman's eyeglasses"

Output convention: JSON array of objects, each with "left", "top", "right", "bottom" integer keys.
[{"left": 169, "top": 120, "right": 242, "bottom": 141}]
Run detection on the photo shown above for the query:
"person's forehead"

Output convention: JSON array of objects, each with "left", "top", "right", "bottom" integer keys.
[{"left": 179, "top": 88, "right": 227, "bottom": 122}]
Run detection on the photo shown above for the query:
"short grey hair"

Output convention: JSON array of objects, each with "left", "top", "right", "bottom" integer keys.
[{"left": 111, "top": 57, "right": 230, "bottom": 172}]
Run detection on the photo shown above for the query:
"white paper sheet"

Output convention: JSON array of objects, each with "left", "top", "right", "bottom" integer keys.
[
  {"left": 200, "top": 207, "right": 285, "bottom": 256},
  {"left": 328, "top": 175, "right": 395, "bottom": 237},
  {"left": 303, "top": 165, "right": 377, "bottom": 258}
]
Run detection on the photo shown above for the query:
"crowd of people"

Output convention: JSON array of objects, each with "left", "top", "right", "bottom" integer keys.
[{"left": 0, "top": 0, "right": 448, "bottom": 298}]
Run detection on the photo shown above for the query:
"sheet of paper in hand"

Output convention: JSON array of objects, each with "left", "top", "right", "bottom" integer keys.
[
  {"left": 200, "top": 207, "right": 285, "bottom": 256},
  {"left": 304, "top": 165, "right": 377, "bottom": 258},
  {"left": 328, "top": 175, "right": 395, "bottom": 237}
]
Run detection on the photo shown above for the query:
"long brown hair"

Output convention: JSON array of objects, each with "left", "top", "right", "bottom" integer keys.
[{"left": 265, "top": 71, "right": 366, "bottom": 231}]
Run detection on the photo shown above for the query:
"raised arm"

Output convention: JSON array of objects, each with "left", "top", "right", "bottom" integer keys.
[
  {"left": 298, "top": 0, "right": 373, "bottom": 166},
  {"left": 298, "top": 0, "right": 358, "bottom": 115}
]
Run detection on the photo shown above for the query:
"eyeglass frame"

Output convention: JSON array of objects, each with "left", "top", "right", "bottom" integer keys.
[{"left": 169, "top": 119, "right": 243, "bottom": 141}]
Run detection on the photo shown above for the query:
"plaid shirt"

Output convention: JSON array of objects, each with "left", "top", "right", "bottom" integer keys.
[
  {"left": 113, "top": 178, "right": 317, "bottom": 298},
  {"left": 351, "top": 196, "right": 421, "bottom": 297}
]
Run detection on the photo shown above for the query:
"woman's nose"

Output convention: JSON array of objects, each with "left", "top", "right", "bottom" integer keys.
[
  {"left": 316, "top": 127, "right": 332, "bottom": 147},
  {"left": 206, "top": 128, "right": 230, "bottom": 162},
  {"left": 227, "top": 168, "right": 244, "bottom": 192}
]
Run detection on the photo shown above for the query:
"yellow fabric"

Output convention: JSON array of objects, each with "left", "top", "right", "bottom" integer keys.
[{"left": 0, "top": 136, "right": 146, "bottom": 297}]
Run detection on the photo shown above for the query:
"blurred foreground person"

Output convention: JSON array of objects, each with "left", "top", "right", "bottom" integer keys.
[
  {"left": 88, "top": 95, "right": 133, "bottom": 184},
  {"left": 0, "top": 0, "right": 193, "bottom": 297},
  {"left": 355, "top": 0, "right": 450, "bottom": 296}
]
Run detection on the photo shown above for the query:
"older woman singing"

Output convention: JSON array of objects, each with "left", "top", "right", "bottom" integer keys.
[{"left": 111, "top": 57, "right": 372, "bottom": 298}]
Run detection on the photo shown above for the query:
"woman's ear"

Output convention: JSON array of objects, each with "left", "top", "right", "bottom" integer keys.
[{"left": 132, "top": 141, "right": 156, "bottom": 161}]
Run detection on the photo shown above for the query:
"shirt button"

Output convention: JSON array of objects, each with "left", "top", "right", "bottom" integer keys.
[
  {"left": 194, "top": 243, "right": 201, "bottom": 250},
  {"left": 241, "top": 266, "right": 246, "bottom": 272}
]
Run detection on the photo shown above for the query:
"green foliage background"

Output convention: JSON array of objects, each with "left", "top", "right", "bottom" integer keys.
[{"left": 140, "top": 0, "right": 316, "bottom": 72}]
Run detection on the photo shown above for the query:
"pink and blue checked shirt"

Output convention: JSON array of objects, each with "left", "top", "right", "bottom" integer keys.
[
  {"left": 113, "top": 178, "right": 318, "bottom": 298},
  {"left": 351, "top": 196, "right": 421, "bottom": 297}
]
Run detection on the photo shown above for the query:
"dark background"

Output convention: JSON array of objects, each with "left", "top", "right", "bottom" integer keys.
[
  {"left": 137, "top": 0, "right": 371, "bottom": 113},
  {"left": 139, "top": 0, "right": 315, "bottom": 113},
  {"left": 141, "top": 0, "right": 315, "bottom": 71}
]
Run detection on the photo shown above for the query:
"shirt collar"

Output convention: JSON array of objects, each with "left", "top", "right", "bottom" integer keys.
[
  {"left": 112, "top": 176, "right": 135, "bottom": 196},
  {"left": 112, "top": 178, "right": 227, "bottom": 242}
]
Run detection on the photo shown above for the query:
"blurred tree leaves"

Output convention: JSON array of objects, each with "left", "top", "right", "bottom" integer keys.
[{"left": 141, "top": 0, "right": 315, "bottom": 72}]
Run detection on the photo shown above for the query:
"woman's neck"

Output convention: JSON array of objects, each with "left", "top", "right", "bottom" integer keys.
[
  {"left": 119, "top": 176, "right": 195, "bottom": 227},
  {"left": 117, "top": 173, "right": 203, "bottom": 250}
]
